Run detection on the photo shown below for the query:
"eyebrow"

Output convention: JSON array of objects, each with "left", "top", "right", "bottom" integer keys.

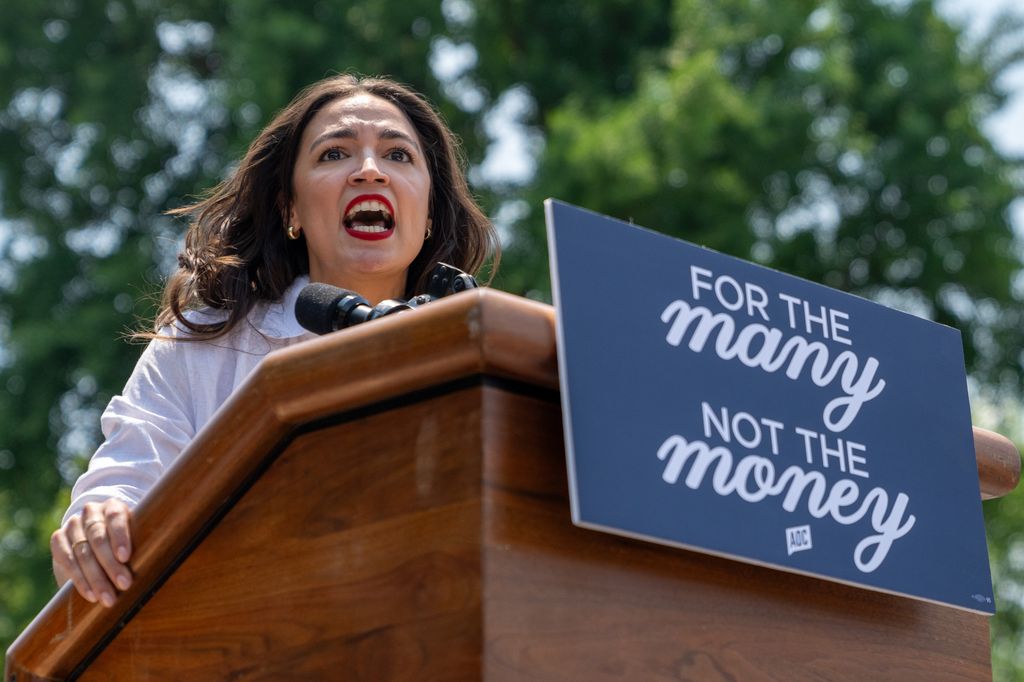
[{"left": 308, "top": 127, "right": 421, "bottom": 153}]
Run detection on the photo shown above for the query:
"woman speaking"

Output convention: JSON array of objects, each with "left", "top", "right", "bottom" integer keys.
[{"left": 49, "top": 74, "right": 499, "bottom": 607}]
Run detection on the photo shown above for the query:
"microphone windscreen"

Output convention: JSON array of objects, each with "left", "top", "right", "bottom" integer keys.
[{"left": 295, "top": 283, "right": 347, "bottom": 335}]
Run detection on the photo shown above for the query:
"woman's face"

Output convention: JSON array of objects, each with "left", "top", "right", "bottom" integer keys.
[{"left": 290, "top": 93, "right": 431, "bottom": 301}]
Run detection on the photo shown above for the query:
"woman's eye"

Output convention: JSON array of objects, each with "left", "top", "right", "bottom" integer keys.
[
  {"left": 387, "top": 148, "right": 413, "bottom": 162},
  {"left": 320, "top": 147, "right": 345, "bottom": 161}
]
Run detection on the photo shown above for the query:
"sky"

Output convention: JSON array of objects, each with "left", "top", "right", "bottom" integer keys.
[
  {"left": 940, "top": 0, "right": 1024, "bottom": 156},
  {"left": 914, "top": 0, "right": 1022, "bottom": 232},
  {"left": 471, "top": 0, "right": 1024, "bottom": 239}
]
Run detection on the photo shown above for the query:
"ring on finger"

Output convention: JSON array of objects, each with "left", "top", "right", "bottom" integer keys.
[
  {"left": 72, "top": 539, "right": 90, "bottom": 555},
  {"left": 84, "top": 519, "right": 105, "bottom": 531}
]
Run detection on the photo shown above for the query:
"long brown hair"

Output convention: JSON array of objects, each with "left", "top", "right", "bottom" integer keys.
[{"left": 150, "top": 74, "right": 498, "bottom": 339}]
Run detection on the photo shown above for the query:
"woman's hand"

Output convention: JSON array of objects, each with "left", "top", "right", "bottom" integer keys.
[{"left": 51, "top": 499, "right": 133, "bottom": 607}]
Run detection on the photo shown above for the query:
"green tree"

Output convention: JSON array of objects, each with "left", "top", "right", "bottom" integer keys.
[
  {"left": 1, "top": 0, "right": 1022, "bottom": 677},
  {"left": 0, "top": 0, "right": 462, "bottom": 652},
  {"left": 484, "top": 0, "right": 1024, "bottom": 387},
  {"left": 461, "top": 0, "right": 1024, "bottom": 677}
]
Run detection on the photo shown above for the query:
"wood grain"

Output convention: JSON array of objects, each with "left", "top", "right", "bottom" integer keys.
[
  {"left": 974, "top": 426, "right": 1021, "bottom": 499},
  {"left": 85, "top": 389, "right": 485, "bottom": 680},
  {"left": 5, "top": 290, "right": 549, "bottom": 680},
  {"left": 5, "top": 289, "right": 1016, "bottom": 681},
  {"left": 480, "top": 388, "right": 992, "bottom": 681}
]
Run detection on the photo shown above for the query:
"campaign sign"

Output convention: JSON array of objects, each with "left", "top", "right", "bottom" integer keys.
[{"left": 546, "top": 199, "right": 994, "bottom": 614}]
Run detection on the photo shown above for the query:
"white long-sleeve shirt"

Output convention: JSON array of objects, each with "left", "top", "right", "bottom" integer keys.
[{"left": 63, "top": 276, "right": 316, "bottom": 523}]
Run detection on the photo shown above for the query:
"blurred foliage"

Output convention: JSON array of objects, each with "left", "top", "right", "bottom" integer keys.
[
  {"left": 1, "top": 0, "right": 1022, "bottom": 677},
  {"left": 0, "top": 0, "right": 457, "bottom": 659},
  {"left": 487, "top": 0, "right": 1024, "bottom": 385},
  {"left": 988, "top": 484, "right": 1024, "bottom": 677}
]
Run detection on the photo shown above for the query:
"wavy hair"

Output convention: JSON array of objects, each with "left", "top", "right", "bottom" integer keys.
[{"left": 150, "top": 74, "right": 498, "bottom": 340}]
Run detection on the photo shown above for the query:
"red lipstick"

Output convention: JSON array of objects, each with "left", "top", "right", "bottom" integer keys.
[
  {"left": 343, "top": 194, "right": 395, "bottom": 242},
  {"left": 343, "top": 194, "right": 394, "bottom": 217}
]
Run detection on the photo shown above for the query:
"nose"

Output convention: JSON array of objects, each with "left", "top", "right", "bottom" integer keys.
[{"left": 349, "top": 155, "right": 388, "bottom": 185}]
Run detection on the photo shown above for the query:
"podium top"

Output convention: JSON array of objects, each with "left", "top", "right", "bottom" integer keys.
[{"left": 6, "top": 289, "right": 1020, "bottom": 680}]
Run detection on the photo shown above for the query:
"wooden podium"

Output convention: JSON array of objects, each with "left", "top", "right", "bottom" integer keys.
[{"left": 6, "top": 290, "right": 1020, "bottom": 681}]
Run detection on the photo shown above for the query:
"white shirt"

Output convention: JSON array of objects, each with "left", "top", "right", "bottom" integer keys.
[{"left": 63, "top": 276, "right": 317, "bottom": 524}]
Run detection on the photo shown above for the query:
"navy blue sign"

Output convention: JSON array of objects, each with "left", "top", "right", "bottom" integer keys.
[{"left": 546, "top": 199, "right": 993, "bottom": 614}]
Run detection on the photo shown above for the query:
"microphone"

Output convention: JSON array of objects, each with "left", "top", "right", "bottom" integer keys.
[
  {"left": 295, "top": 283, "right": 410, "bottom": 335},
  {"left": 295, "top": 263, "right": 479, "bottom": 335}
]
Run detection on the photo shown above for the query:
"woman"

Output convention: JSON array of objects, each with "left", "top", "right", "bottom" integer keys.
[{"left": 50, "top": 74, "right": 499, "bottom": 607}]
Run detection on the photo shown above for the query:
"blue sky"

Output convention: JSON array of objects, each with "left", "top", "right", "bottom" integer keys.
[
  {"left": 941, "top": 0, "right": 1024, "bottom": 157},
  {"left": 930, "top": 0, "right": 1022, "bottom": 235}
]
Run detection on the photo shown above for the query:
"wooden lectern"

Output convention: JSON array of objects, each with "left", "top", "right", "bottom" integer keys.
[{"left": 6, "top": 290, "right": 1021, "bottom": 680}]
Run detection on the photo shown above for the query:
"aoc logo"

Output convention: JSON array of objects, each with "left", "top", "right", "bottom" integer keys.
[{"left": 786, "top": 525, "right": 812, "bottom": 555}]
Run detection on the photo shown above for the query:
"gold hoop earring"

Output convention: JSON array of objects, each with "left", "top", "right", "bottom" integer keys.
[
  {"left": 287, "top": 225, "right": 301, "bottom": 240},
  {"left": 425, "top": 220, "right": 432, "bottom": 240}
]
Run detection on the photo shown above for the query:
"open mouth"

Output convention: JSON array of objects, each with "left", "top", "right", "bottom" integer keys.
[{"left": 343, "top": 195, "right": 395, "bottom": 240}]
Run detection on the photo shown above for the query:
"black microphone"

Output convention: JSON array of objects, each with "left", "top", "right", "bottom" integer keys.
[
  {"left": 295, "top": 264, "right": 479, "bottom": 335},
  {"left": 295, "top": 283, "right": 410, "bottom": 335}
]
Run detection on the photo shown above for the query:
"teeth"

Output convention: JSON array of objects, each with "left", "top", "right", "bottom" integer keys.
[
  {"left": 349, "top": 224, "right": 389, "bottom": 233},
  {"left": 345, "top": 199, "right": 392, "bottom": 219}
]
